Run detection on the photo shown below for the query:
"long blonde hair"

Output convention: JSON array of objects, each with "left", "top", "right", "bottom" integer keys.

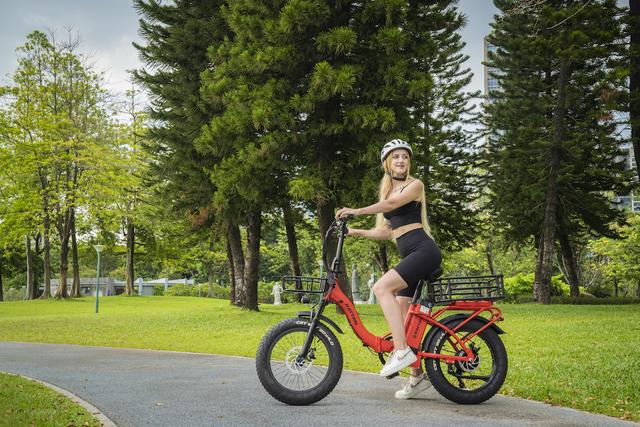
[{"left": 375, "top": 154, "right": 433, "bottom": 238}]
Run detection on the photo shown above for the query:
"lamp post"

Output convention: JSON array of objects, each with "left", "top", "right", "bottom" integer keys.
[{"left": 94, "top": 245, "right": 104, "bottom": 314}]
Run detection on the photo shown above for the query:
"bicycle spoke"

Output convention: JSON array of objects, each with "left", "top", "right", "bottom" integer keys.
[{"left": 268, "top": 329, "right": 330, "bottom": 391}]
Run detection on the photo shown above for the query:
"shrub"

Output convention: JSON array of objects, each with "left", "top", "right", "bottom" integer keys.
[
  {"left": 258, "top": 281, "right": 275, "bottom": 304},
  {"left": 153, "top": 285, "right": 164, "bottom": 296},
  {"left": 164, "top": 283, "right": 198, "bottom": 297},
  {"left": 2, "top": 287, "right": 25, "bottom": 301},
  {"left": 503, "top": 273, "right": 534, "bottom": 302},
  {"left": 208, "top": 284, "right": 230, "bottom": 299},
  {"left": 503, "top": 273, "right": 567, "bottom": 302},
  {"left": 550, "top": 296, "right": 640, "bottom": 305}
]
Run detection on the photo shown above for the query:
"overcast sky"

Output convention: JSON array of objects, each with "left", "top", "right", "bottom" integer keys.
[{"left": 0, "top": 0, "right": 498, "bottom": 99}]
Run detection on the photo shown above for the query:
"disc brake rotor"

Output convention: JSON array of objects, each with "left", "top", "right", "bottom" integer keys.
[
  {"left": 285, "top": 346, "right": 314, "bottom": 374},
  {"left": 455, "top": 348, "right": 481, "bottom": 372}
]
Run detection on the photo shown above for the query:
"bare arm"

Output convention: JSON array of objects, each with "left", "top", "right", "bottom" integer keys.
[
  {"left": 336, "top": 179, "right": 424, "bottom": 219},
  {"left": 348, "top": 224, "right": 392, "bottom": 240}
]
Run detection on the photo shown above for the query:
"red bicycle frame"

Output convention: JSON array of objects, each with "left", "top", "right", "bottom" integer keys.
[{"left": 325, "top": 279, "right": 503, "bottom": 366}]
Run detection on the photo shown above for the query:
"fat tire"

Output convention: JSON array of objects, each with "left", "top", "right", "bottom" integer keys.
[
  {"left": 424, "top": 319, "right": 508, "bottom": 404},
  {"left": 256, "top": 317, "right": 343, "bottom": 405}
]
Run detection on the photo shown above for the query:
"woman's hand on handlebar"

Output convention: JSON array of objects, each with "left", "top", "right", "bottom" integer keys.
[{"left": 335, "top": 207, "right": 359, "bottom": 220}]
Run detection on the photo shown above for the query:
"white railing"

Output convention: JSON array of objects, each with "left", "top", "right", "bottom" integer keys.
[{"left": 47, "top": 277, "right": 195, "bottom": 296}]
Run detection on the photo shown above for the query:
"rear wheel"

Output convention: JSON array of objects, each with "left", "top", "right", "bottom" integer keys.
[
  {"left": 256, "top": 318, "right": 343, "bottom": 405},
  {"left": 424, "top": 319, "right": 507, "bottom": 404}
]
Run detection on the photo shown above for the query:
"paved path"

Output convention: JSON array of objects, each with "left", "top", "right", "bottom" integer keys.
[{"left": 0, "top": 342, "right": 635, "bottom": 427}]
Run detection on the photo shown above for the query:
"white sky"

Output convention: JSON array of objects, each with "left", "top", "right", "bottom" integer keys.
[{"left": 0, "top": 0, "right": 498, "bottom": 100}]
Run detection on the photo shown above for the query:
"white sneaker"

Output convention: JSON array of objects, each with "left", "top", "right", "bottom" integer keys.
[
  {"left": 379, "top": 347, "right": 417, "bottom": 377},
  {"left": 395, "top": 374, "right": 432, "bottom": 399}
]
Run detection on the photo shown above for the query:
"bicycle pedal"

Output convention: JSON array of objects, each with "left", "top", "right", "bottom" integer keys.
[{"left": 385, "top": 372, "right": 400, "bottom": 380}]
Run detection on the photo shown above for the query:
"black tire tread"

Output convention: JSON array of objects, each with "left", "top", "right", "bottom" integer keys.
[
  {"left": 256, "top": 318, "right": 343, "bottom": 405},
  {"left": 424, "top": 319, "right": 508, "bottom": 404}
]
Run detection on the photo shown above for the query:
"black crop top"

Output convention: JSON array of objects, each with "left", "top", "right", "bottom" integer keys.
[{"left": 383, "top": 201, "right": 422, "bottom": 229}]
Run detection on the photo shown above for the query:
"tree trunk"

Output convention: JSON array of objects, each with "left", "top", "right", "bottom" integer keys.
[
  {"left": 70, "top": 211, "right": 81, "bottom": 298},
  {"left": 125, "top": 218, "right": 135, "bottom": 295},
  {"left": 533, "top": 235, "right": 542, "bottom": 299},
  {"left": 241, "top": 209, "right": 261, "bottom": 311},
  {"left": 636, "top": 276, "right": 640, "bottom": 298},
  {"left": 56, "top": 236, "right": 70, "bottom": 298},
  {"left": 41, "top": 208, "right": 52, "bottom": 299},
  {"left": 26, "top": 236, "right": 36, "bottom": 299},
  {"left": 631, "top": 0, "right": 640, "bottom": 179},
  {"left": 55, "top": 208, "right": 72, "bottom": 299},
  {"left": 613, "top": 275, "right": 619, "bottom": 298},
  {"left": 226, "top": 238, "right": 236, "bottom": 303},
  {"left": 282, "top": 203, "right": 302, "bottom": 278},
  {"left": 485, "top": 240, "right": 496, "bottom": 275},
  {"left": 558, "top": 230, "right": 579, "bottom": 297},
  {"left": 207, "top": 262, "right": 215, "bottom": 297},
  {"left": 207, "top": 234, "right": 215, "bottom": 298},
  {"left": 227, "top": 223, "right": 244, "bottom": 306},
  {"left": 317, "top": 201, "right": 351, "bottom": 302},
  {"left": 374, "top": 242, "right": 389, "bottom": 273},
  {"left": 534, "top": 58, "right": 569, "bottom": 304}
]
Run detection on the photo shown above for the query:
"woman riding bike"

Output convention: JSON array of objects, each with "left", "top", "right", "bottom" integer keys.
[{"left": 335, "top": 139, "right": 442, "bottom": 399}]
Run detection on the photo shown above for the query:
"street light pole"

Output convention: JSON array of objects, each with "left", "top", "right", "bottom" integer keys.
[{"left": 94, "top": 245, "right": 104, "bottom": 314}]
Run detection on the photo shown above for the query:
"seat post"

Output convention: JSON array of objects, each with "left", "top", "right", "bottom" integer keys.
[{"left": 411, "top": 280, "right": 424, "bottom": 305}]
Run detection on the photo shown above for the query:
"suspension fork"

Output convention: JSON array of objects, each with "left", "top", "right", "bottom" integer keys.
[{"left": 296, "top": 298, "right": 330, "bottom": 361}]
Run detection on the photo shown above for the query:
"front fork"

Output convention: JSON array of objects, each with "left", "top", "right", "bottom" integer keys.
[{"left": 296, "top": 299, "right": 330, "bottom": 362}]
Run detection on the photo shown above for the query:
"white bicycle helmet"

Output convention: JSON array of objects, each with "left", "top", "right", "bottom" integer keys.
[{"left": 380, "top": 139, "right": 412, "bottom": 162}]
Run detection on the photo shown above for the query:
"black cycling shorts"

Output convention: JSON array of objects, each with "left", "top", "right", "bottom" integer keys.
[{"left": 393, "top": 228, "right": 442, "bottom": 298}]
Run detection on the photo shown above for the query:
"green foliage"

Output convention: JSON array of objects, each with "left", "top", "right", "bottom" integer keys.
[
  {"left": 2, "top": 287, "right": 25, "bottom": 302},
  {"left": 587, "top": 213, "right": 640, "bottom": 297},
  {"left": 209, "top": 284, "right": 231, "bottom": 300},
  {"left": 164, "top": 284, "right": 203, "bottom": 297},
  {"left": 550, "top": 296, "right": 640, "bottom": 305},
  {"left": 484, "top": 0, "right": 633, "bottom": 300},
  {"left": 161, "top": 283, "right": 233, "bottom": 300},
  {"left": 153, "top": 285, "right": 164, "bottom": 296},
  {"left": 504, "top": 273, "right": 567, "bottom": 302}
]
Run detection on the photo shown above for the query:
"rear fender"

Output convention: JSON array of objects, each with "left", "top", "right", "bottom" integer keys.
[{"left": 422, "top": 313, "right": 505, "bottom": 351}]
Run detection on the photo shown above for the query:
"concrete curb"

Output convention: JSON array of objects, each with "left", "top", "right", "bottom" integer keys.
[{"left": 1, "top": 371, "right": 117, "bottom": 427}]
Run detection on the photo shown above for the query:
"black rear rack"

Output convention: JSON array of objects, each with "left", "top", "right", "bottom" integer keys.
[{"left": 423, "top": 274, "right": 505, "bottom": 305}]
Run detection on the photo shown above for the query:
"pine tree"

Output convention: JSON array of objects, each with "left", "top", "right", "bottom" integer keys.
[
  {"left": 485, "top": 0, "right": 632, "bottom": 303},
  {"left": 630, "top": 0, "right": 640, "bottom": 178},
  {"left": 195, "top": 0, "right": 482, "bottom": 307},
  {"left": 132, "top": 0, "right": 234, "bottom": 298}
]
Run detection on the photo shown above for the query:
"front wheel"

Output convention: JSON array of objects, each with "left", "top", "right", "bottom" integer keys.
[
  {"left": 256, "top": 318, "right": 343, "bottom": 405},
  {"left": 424, "top": 319, "right": 508, "bottom": 404}
]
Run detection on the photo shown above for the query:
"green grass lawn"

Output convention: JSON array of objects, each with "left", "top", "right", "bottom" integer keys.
[
  {"left": 0, "top": 372, "right": 101, "bottom": 427},
  {"left": 0, "top": 296, "right": 638, "bottom": 421}
]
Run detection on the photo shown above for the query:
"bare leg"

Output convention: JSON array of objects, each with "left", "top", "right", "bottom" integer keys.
[
  {"left": 397, "top": 295, "right": 423, "bottom": 377},
  {"left": 373, "top": 269, "right": 410, "bottom": 349}
]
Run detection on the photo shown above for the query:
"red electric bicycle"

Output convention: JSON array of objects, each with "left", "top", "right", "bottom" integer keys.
[{"left": 256, "top": 216, "right": 508, "bottom": 405}]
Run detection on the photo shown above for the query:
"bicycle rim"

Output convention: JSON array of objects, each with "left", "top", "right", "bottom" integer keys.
[
  {"left": 434, "top": 329, "right": 497, "bottom": 392},
  {"left": 268, "top": 328, "right": 332, "bottom": 391}
]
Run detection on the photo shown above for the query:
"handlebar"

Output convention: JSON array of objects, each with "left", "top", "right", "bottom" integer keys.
[{"left": 321, "top": 214, "right": 353, "bottom": 277}]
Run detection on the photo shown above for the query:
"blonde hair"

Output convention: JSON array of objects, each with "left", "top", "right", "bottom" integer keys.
[{"left": 375, "top": 154, "right": 433, "bottom": 238}]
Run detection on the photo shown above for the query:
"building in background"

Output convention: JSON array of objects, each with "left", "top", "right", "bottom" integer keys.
[{"left": 484, "top": 38, "right": 500, "bottom": 99}]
